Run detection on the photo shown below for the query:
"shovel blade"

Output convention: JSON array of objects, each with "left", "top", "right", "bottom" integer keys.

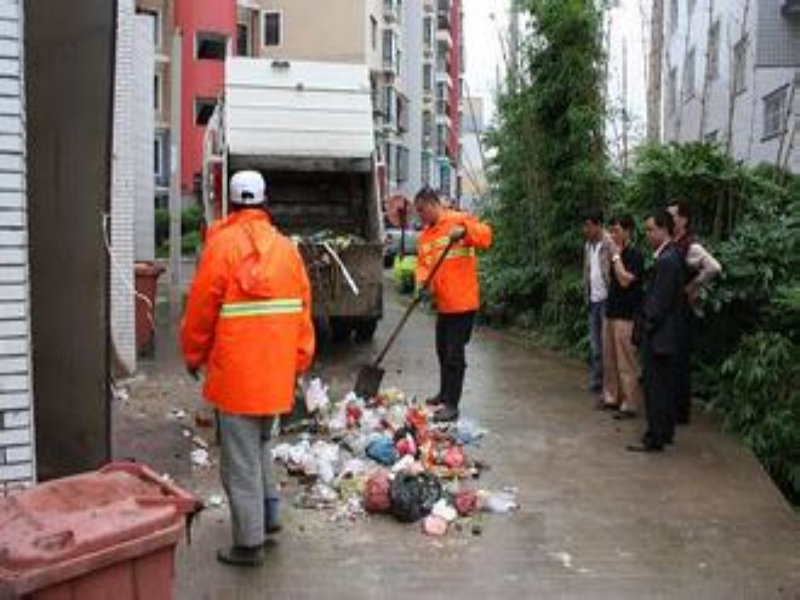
[{"left": 354, "top": 365, "right": 385, "bottom": 399}]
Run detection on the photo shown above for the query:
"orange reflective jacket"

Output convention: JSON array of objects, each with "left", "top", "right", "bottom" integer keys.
[
  {"left": 181, "top": 209, "right": 315, "bottom": 416},
  {"left": 416, "top": 210, "right": 493, "bottom": 314}
]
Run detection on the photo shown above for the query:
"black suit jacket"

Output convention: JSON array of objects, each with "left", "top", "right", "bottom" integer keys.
[{"left": 641, "top": 244, "right": 686, "bottom": 356}]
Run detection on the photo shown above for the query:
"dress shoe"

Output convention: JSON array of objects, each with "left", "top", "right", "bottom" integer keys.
[
  {"left": 217, "top": 545, "right": 265, "bottom": 567},
  {"left": 425, "top": 395, "right": 444, "bottom": 407},
  {"left": 432, "top": 406, "right": 459, "bottom": 423},
  {"left": 614, "top": 409, "right": 637, "bottom": 420},
  {"left": 626, "top": 442, "right": 664, "bottom": 453}
]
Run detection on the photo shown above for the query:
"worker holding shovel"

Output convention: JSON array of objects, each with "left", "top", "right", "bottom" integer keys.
[{"left": 414, "top": 187, "right": 493, "bottom": 423}]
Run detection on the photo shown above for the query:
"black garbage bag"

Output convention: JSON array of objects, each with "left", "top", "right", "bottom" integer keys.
[{"left": 389, "top": 472, "right": 442, "bottom": 523}]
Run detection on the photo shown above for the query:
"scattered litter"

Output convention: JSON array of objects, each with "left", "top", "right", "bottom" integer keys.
[
  {"left": 423, "top": 514, "right": 448, "bottom": 536},
  {"left": 205, "top": 494, "right": 225, "bottom": 509},
  {"left": 167, "top": 408, "right": 187, "bottom": 420},
  {"left": 192, "top": 435, "right": 209, "bottom": 450},
  {"left": 550, "top": 551, "right": 573, "bottom": 570},
  {"left": 194, "top": 411, "right": 214, "bottom": 428},
  {"left": 305, "top": 378, "right": 330, "bottom": 413},
  {"left": 191, "top": 448, "right": 211, "bottom": 468},
  {"left": 269, "top": 380, "right": 518, "bottom": 539}
]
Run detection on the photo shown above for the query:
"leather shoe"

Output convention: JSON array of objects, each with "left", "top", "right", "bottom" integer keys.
[
  {"left": 425, "top": 395, "right": 443, "bottom": 407},
  {"left": 216, "top": 545, "right": 265, "bottom": 567},
  {"left": 432, "top": 406, "right": 459, "bottom": 423},
  {"left": 614, "top": 409, "right": 637, "bottom": 420},
  {"left": 626, "top": 442, "right": 664, "bottom": 453}
]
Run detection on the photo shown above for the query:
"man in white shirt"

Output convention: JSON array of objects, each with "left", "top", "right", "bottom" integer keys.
[{"left": 582, "top": 210, "right": 612, "bottom": 404}]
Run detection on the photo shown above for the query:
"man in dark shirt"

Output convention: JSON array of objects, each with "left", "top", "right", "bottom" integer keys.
[
  {"left": 602, "top": 215, "right": 645, "bottom": 419},
  {"left": 628, "top": 210, "right": 686, "bottom": 453}
]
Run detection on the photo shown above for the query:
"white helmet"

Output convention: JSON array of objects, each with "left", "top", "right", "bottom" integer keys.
[{"left": 230, "top": 170, "right": 267, "bottom": 206}]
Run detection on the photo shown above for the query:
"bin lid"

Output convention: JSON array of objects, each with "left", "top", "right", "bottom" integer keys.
[{"left": 0, "top": 462, "right": 198, "bottom": 574}]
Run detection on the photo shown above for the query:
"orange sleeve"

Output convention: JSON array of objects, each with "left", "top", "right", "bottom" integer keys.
[
  {"left": 463, "top": 215, "right": 493, "bottom": 250},
  {"left": 180, "top": 239, "right": 229, "bottom": 368},
  {"left": 415, "top": 235, "right": 431, "bottom": 287},
  {"left": 295, "top": 250, "right": 316, "bottom": 373}
]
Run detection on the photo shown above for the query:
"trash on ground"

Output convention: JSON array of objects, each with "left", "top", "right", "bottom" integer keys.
[
  {"left": 191, "top": 448, "right": 211, "bottom": 468},
  {"left": 270, "top": 381, "right": 518, "bottom": 538},
  {"left": 167, "top": 408, "right": 188, "bottom": 421},
  {"left": 205, "top": 494, "right": 225, "bottom": 509}
]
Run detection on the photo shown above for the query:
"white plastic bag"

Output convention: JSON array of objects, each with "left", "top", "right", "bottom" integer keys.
[{"left": 305, "top": 378, "right": 330, "bottom": 413}]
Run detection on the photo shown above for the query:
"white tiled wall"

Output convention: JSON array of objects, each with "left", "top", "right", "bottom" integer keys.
[{"left": 0, "top": 0, "right": 35, "bottom": 495}]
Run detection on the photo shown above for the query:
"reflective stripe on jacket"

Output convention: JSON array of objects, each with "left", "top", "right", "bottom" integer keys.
[
  {"left": 180, "top": 209, "right": 315, "bottom": 415},
  {"left": 416, "top": 210, "right": 492, "bottom": 314}
]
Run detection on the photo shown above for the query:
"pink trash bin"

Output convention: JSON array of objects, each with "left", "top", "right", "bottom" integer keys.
[{"left": 0, "top": 462, "right": 199, "bottom": 600}]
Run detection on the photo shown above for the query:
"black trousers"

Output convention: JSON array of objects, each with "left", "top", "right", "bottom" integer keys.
[
  {"left": 642, "top": 346, "right": 677, "bottom": 447},
  {"left": 675, "top": 313, "right": 694, "bottom": 423},
  {"left": 435, "top": 311, "right": 476, "bottom": 409}
]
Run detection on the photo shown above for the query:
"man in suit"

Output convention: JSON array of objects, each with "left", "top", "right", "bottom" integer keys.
[{"left": 628, "top": 210, "right": 686, "bottom": 453}]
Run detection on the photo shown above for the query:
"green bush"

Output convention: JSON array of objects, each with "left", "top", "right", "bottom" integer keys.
[{"left": 711, "top": 333, "right": 800, "bottom": 503}]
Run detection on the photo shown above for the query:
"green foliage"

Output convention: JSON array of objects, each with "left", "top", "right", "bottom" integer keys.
[
  {"left": 155, "top": 204, "right": 206, "bottom": 258},
  {"left": 711, "top": 333, "right": 800, "bottom": 503},
  {"left": 484, "top": 0, "right": 606, "bottom": 346}
]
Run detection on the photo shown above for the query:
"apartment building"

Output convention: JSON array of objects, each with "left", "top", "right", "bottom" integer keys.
[{"left": 663, "top": 0, "right": 800, "bottom": 171}]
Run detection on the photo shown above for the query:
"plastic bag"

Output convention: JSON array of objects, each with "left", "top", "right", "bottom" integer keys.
[
  {"left": 366, "top": 436, "right": 399, "bottom": 466},
  {"left": 364, "top": 469, "right": 392, "bottom": 514},
  {"left": 305, "top": 378, "right": 330, "bottom": 413},
  {"left": 389, "top": 472, "right": 442, "bottom": 523}
]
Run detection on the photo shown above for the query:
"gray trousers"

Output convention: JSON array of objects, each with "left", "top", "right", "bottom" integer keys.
[{"left": 218, "top": 411, "right": 277, "bottom": 548}]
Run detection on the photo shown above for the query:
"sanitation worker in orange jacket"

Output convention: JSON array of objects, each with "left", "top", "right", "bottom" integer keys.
[
  {"left": 181, "top": 170, "right": 315, "bottom": 567},
  {"left": 414, "top": 187, "right": 492, "bottom": 423}
]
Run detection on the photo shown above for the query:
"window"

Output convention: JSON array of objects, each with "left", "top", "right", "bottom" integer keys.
[
  {"left": 383, "top": 29, "right": 397, "bottom": 71},
  {"left": 263, "top": 12, "right": 282, "bottom": 47},
  {"left": 195, "top": 98, "right": 216, "bottom": 126},
  {"left": 423, "top": 16, "right": 434, "bottom": 49},
  {"left": 196, "top": 32, "right": 226, "bottom": 61},
  {"left": 667, "top": 67, "right": 678, "bottom": 115},
  {"left": 733, "top": 38, "right": 747, "bottom": 95},
  {"left": 384, "top": 85, "right": 396, "bottom": 127},
  {"left": 154, "top": 137, "right": 164, "bottom": 180},
  {"left": 682, "top": 47, "right": 696, "bottom": 100},
  {"left": 423, "top": 64, "right": 433, "bottom": 93},
  {"left": 396, "top": 145, "right": 410, "bottom": 183},
  {"left": 154, "top": 73, "right": 162, "bottom": 112},
  {"left": 763, "top": 86, "right": 789, "bottom": 139},
  {"left": 371, "top": 16, "right": 378, "bottom": 50},
  {"left": 237, "top": 23, "right": 251, "bottom": 56},
  {"left": 704, "top": 130, "right": 719, "bottom": 143},
  {"left": 707, "top": 20, "right": 720, "bottom": 81},
  {"left": 137, "top": 8, "right": 161, "bottom": 49}
]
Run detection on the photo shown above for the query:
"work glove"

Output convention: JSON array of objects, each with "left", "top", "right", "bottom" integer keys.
[{"left": 449, "top": 226, "right": 467, "bottom": 242}]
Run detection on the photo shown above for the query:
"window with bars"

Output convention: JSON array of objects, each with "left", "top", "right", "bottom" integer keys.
[
  {"left": 683, "top": 47, "right": 696, "bottom": 100},
  {"left": 763, "top": 86, "right": 789, "bottom": 139},
  {"left": 707, "top": 20, "right": 720, "bottom": 81},
  {"left": 733, "top": 38, "right": 747, "bottom": 95}
]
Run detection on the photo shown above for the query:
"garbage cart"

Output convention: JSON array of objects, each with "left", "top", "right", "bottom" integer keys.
[{"left": 0, "top": 462, "right": 199, "bottom": 599}]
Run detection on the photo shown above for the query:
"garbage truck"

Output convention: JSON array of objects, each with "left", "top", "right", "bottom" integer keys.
[{"left": 202, "top": 58, "right": 384, "bottom": 342}]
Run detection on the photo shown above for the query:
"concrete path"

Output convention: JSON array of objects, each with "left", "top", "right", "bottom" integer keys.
[{"left": 121, "top": 284, "right": 799, "bottom": 599}]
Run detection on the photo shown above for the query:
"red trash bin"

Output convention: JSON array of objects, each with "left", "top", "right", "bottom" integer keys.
[
  {"left": 0, "top": 462, "right": 200, "bottom": 600},
  {"left": 135, "top": 262, "right": 165, "bottom": 356}
]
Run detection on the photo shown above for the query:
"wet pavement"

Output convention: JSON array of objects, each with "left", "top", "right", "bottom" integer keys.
[{"left": 117, "top": 280, "right": 800, "bottom": 599}]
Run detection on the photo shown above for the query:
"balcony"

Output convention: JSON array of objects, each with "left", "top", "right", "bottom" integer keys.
[
  {"left": 437, "top": 27, "right": 453, "bottom": 49},
  {"left": 436, "top": 69, "right": 453, "bottom": 88},
  {"left": 384, "top": 0, "right": 399, "bottom": 23}
]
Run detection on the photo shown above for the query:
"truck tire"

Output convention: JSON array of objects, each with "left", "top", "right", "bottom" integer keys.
[
  {"left": 354, "top": 319, "right": 379, "bottom": 343},
  {"left": 329, "top": 318, "right": 352, "bottom": 343}
]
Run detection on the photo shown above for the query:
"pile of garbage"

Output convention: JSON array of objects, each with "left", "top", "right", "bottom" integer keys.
[{"left": 272, "top": 379, "right": 519, "bottom": 537}]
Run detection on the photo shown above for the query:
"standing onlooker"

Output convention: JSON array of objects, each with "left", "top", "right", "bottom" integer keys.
[
  {"left": 667, "top": 201, "right": 722, "bottom": 424},
  {"left": 602, "top": 215, "right": 645, "bottom": 419},
  {"left": 582, "top": 210, "right": 612, "bottom": 404},
  {"left": 628, "top": 210, "right": 686, "bottom": 453}
]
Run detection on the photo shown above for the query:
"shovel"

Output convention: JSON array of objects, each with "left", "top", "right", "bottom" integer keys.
[{"left": 354, "top": 237, "right": 457, "bottom": 399}]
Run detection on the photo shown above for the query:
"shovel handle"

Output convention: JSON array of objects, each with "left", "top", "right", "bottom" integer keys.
[{"left": 372, "top": 237, "right": 457, "bottom": 367}]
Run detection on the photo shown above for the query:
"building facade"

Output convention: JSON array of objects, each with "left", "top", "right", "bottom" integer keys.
[
  {"left": 663, "top": 0, "right": 800, "bottom": 171},
  {"left": 0, "top": 0, "right": 34, "bottom": 494}
]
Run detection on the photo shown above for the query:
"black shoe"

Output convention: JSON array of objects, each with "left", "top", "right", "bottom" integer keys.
[
  {"left": 614, "top": 409, "right": 637, "bottom": 421},
  {"left": 265, "top": 523, "right": 282, "bottom": 535},
  {"left": 217, "top": 545, "right": 265, "bottom": 567},
  {"left": 425, "top": 395, "right": 444, "bottom": 407},
  {"left": 626, "top": 442, "right": 664, "bottom": 453},
  {"left": 432, "top": 406, "right": 459, "bottom": 423},
  {"left": 595, "top": 400, "right": 618, "bottom": 412}
]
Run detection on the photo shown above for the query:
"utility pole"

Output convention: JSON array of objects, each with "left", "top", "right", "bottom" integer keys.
[
  {"left": 647, "top": 0, "right": 664, "bottom": 143},
  {"left": 169, "top": 29, "right": 183, "bottom": 317}
]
